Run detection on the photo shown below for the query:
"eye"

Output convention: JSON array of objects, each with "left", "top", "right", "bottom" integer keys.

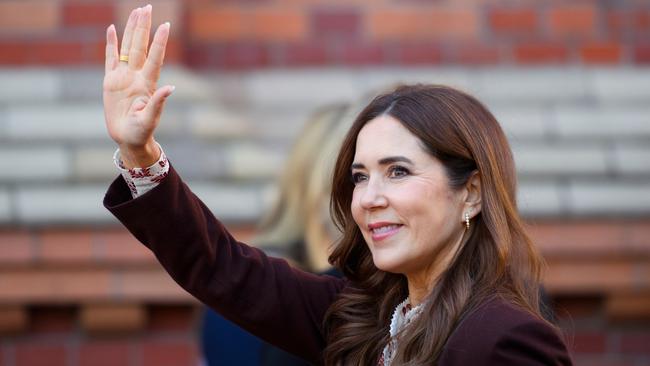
[
  {"left": 388, "top": 165, "right": 410, "bottom": 179},
  {"left": 351, "top": 171, "right": 368, "bottom": 185}
]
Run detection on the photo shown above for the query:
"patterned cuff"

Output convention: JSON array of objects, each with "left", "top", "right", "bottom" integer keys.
[{"left": 112, "top": 143, "right": 169, "bottom": 198}]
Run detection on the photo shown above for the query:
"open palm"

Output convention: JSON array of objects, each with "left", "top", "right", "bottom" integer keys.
[{"left": 103, "top": 5, "right": 173, "bottom": 166}]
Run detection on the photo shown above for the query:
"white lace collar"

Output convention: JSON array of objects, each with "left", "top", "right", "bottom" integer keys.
[{"left": 380, "top": 297, "right": 427, "bottom": 365}]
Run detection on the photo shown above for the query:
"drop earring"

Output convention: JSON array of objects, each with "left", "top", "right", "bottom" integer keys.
[{"left": 465, "top": 211, "right": 470, "bottom": 230}]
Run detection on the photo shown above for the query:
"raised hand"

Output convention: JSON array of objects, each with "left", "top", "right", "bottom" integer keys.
[{"left": 103, "top": 5, "right": 174, "bottom": 168}]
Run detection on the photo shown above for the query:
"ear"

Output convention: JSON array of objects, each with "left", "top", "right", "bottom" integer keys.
[{"left": 463, "top": 171, "right": 481, "bottom": 219}]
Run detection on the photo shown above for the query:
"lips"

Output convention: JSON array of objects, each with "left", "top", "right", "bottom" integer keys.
[{"left": 368, "top": 222, "right": 403, "bottom": 241}]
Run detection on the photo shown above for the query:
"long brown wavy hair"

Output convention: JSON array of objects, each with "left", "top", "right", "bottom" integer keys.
[{"left": 323, "top": 84, "right": 546, "bottom": 365}]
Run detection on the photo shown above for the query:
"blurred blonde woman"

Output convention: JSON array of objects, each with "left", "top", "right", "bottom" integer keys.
[
  {"left": 254, "top": 103, "right": 350, "bottom": 271},
  {"left": 201, "top": 102, "right": 357, "bottom": 365}
]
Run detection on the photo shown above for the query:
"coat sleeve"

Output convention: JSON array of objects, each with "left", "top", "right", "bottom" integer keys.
[{"left": 103, "top": 165, "right": 345, "bottom": 364}]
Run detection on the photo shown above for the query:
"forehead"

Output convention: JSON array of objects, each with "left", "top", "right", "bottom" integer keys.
[{"left": 354, "top": 115, "right": 425, "bottom": 160}]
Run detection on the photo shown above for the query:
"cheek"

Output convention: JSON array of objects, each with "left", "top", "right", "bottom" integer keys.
[
  {"left": 350, "top": 191, "right": 364, "bottom": 226},
  {"left": 399, "top": 185, "right": 453, "bottom": 227}
]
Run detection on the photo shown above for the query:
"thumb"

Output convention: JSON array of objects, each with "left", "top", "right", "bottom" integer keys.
[{"left": 144, "top": 85, "right": 175, "bottom": 125}]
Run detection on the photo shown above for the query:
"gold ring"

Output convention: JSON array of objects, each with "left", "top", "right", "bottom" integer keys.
[{"left": 119, "top": 54, "right": 129, "bottom": 62}]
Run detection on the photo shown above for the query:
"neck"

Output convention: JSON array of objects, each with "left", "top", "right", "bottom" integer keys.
[
  {"left": 405, "top": 228, "right": 466, "bottom": 306},
  {"left": 406, "top": 269, "right": 440, "bottom": 306}
]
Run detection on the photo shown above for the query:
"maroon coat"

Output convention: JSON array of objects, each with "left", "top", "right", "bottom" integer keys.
[{"left": 104, "top": 165, "right": 572, "bottom": 365}]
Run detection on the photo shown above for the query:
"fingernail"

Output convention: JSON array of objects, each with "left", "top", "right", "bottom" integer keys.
[{"left": 170, "top": 85, "right": 176, "bottom": 93}]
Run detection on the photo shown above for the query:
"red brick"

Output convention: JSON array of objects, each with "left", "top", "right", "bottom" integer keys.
[
  {"left": 118, "top": 269, "right": 194, "bottom": 301},
  {"left": 0, "top": 306, "right": 28, "bottom": 333},
  {"left": 0, "top": 1, "right": 59, "bottom": 34},
  {"left": 548, "top": 5, "right": 597, "bottom": 37},
  {"left": 530, "top": 221, "right": 625, "bottom": 259},
  {"left": 636, "top": 11, "right": 650, "bottom": 31},
  {"left": 312, "top": 8, "right": 361, "bottom": 37},
  {"left": 251, "top": 9, "right": 308, "bottom": 41},
  {"left": 368, "top": 8, "right": 479, "bottom": 41},
  {"left": 619, "top": 332, "right": 650, "bottom": 354},
  {"left": 514, "top": 42, "right": 568, "bottom": 63},
  {"left": 64, "top": 2, "right": 114, "bottom": 27},
  {"left": 209, "top": 42, "right": 270, "bottom": 69},
  {"left": 607, "top": 293, "right": 650, "bottom": 322},
  {"left": 571, "top": 331, "right": 607, "bottom": 354},
  {"left": 489, "top": 9, "right": 538, "bottom": 34},
  {"left": 0, "top": 39, "right": 104, "bottom": 65},
  {"left": 78, "top": 341, "right": 130, "bottom": 366},
  {"left": 39, "top": 230, "right": 94, "bottom": 263},
  {"left": 95, "top": 230, "right": 155, "bottom": 264},
  {"left": 15, "top": 343, "right": 67, "bottom": 366},
  {"left": 30, "top": 306, "right": 76, "bottom": 333},
  {"left": 340, "top": 42, "right": 384, "bottom": 65},
  {"left": 140, "top": 340, "right": 198, "bottom": 366},
  {"left": 456, "top": 44, "right": 500, "bottom": 64},
  {"left": 634, "top": 44, "right": 650, "bottom": 64},
  {"left": 164, "top": 39, "right": 183, "bottom": 64},
  {"left": 0, "top": 231, "right": 33, "bottom": 264},
  {"left": 544, "top": 259, "right": 642, "bottom": 294},
  {"left": 607, "top": 9, "right": 650, "bottom": 34},
  {"left": 32, "top": 41, "right": 86, "bottom": 65},
  {"left": 627, "top": 221, "right": 650, "bottom": 250},
  {"left": 281, "top": 42, "right": 329, "bottom": 66},
  {"left": 392, "top": 42, "right": 443, "bottom": 64},
  {"left": 532, "top": 220, "right": 650, "bottom": 259},
  {"left": 189, "top": 8, "right": 246, "bottom": 41},
  {"left": 606, "top": 10, "right": 628, "bottom": 34},
  {"left": 0, "top": 42, "right": 31, "bottom": 64},
  {"left": 81, "top": 304, "right": 146, "bottom": 333},
  {"left": 148, "top": 305, "right": 197, "bottom": 332},
  {"left": 184, "top": 43, "right": 211, "bottom": 68},
  {"left": 580, "top": 42, "right": 622, "bottom": 64},
  {"left": 90, "top": 40, "right": 106, "bottom": 65},
  {"left": 0, "top": 269, "right": 111, "bottom": 302}
]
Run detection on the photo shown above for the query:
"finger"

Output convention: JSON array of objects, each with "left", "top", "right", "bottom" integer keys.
[
  {"left": 143, "top": 22, "right": 170, "bottom": 83},
  {"left": 129, "top": 4, "right": 152, "bottom": 70},
  {"left": 143, "top": 85, "right": 175, "bottom": 124},
  {"left": 105, "top": 24, "right": 118, "bottom": 73},
  {"left": 119, "top": 7, "right": 140, "bottom": 65}
]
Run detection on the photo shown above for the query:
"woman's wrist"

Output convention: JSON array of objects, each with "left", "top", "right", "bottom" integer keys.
[{"left": 119, "top": 139, "right": 160, "bottom": 169}]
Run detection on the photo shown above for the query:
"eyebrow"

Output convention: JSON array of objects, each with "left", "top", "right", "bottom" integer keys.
[{"left": 351, "top": 156, "right": 414, "bottom": 170}]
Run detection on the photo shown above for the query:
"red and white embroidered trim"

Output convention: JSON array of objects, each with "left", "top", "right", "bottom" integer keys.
[{"left": 113, "top": 143, "right": 169, "bottom": 198}]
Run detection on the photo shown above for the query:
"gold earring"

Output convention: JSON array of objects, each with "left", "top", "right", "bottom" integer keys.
[{"left": 465, "top": 212, "right": 470, "bottom": 230}]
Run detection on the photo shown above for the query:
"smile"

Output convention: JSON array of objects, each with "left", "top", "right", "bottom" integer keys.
[{"left": 368, "top": 223, "right": 403, "bottom": 241}]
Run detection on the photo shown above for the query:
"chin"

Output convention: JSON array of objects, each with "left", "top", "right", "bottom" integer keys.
[{"left": 371, "top": 255, "right": 402, "bottom": 274}]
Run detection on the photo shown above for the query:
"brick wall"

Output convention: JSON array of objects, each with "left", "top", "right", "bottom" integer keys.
[
  {"left": 0, "top": 227, "right": 255, "bottom": 366},
  {"left": 1, "top": 0, "right": 649, "bottom": 68}
]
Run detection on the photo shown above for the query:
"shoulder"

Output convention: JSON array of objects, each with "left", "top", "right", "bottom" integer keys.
[{"left": 439, "top": 296, "right": 572, "bottom": 366}]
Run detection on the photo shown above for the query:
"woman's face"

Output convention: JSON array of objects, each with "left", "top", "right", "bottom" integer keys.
[{"left": 350, "top": 115, "right": 467, "bottom": 280}]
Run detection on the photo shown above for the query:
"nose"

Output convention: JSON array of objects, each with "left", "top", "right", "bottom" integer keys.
[{"left": 359, "top": 177, "right": 388, "bottom": 210}]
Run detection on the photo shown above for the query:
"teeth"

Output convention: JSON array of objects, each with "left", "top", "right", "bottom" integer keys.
[{"left": 372, "top": 224, "right": 399, "bottom": 234}]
